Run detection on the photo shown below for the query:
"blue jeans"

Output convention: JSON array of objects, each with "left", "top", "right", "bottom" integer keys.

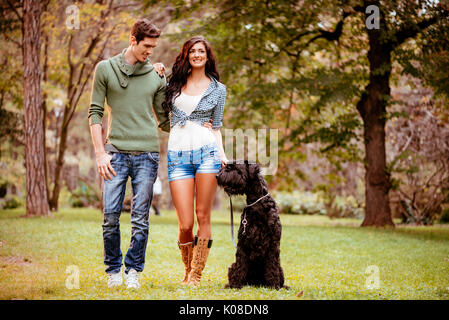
[{"left": 102, "top": 151, "right": 159, "bottom": 274}]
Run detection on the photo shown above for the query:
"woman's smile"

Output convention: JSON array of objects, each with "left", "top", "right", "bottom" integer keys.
[{"left": 189, "top": 42, "right": 207, "bottom": 67}]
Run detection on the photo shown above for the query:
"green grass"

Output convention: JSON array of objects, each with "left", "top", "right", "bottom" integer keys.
[{"left": 0, "top": 207, "right": 448, "bottom": 300}]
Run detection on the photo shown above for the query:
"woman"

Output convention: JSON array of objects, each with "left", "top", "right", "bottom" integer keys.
[{"left": 163, "top": 36, "right": 227, "bottom": 287}]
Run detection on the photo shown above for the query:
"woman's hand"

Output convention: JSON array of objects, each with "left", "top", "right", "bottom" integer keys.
[
  {"left": 220, "top": 152, "right": 229, "bottom": 167},
  {"left": 203, "top": 121, "right": 227, "bottom": 166},
  {"left": 153, "top": 63, "right": 165, "bottom": 77}
]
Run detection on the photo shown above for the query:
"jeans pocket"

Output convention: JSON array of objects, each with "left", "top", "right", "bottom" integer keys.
[
  {"left": 147, "top": 152, "right": 160, "bottom": 164},
  {"left": 107, "top": 152, "right": 117, "bottom": 163}
]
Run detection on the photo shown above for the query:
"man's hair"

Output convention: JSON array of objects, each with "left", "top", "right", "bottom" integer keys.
[{"left": 131, "top": 18, "right": 161, "bottom": 43}]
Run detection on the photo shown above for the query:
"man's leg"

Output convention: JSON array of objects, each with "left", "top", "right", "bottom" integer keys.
[
  {"left": 102, "top": 152, "right": 129, "bottom": 274},
  {"left": 124, "top": 152, "right": 159, "bottom": 274}
]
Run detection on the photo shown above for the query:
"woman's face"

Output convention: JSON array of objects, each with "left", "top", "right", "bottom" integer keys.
[{"left": 188, "top": 42, "right": 208, "bottom": 69}]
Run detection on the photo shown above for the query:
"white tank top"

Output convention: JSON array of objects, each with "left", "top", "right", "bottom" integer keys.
[{"left": 168, "top": 92, "right": 216, "bottom": 151}]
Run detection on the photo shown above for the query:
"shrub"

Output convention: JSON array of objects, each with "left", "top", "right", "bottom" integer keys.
[
  {"left": 439, "top": 208, "right": 449, "bottom": 224},
  {"left": 274, "top": 191, "right": 327, "bottom": 215},
  {"left": 69, "top": 183, "right": 99, "bottom": 208},
  {"left": 1, "top": 196, "right": 22, "bottom": 209},
  {"left": 0, "top": 180, "right": 8, "bottom": 198},
  {"left": 273, "top": 191, "right": 364, "bottom": 218},
  {"left": 326, "top": 195, "right": 364, "bottom": 219}
]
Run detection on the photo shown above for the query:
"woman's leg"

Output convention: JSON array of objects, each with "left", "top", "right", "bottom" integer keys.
[
  {"left": 170, "top": 177, "right": 196, "bottom": 284},
  {"left": 185, "top": 173, "right": 217, "bottom": 286},
  {"left": 169, "top": 178, "right": 195, "bottom": 243},
  {"left": 194, "top": 173, "right": 218, "bottom": 238}
]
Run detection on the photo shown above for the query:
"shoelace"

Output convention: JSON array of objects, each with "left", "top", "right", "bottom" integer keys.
[
  {"left": 108, "top": 273, "right": 122, "bottom": 286},
  {"left": 126, "top": 271, "right": 139, "bottom": 285}
]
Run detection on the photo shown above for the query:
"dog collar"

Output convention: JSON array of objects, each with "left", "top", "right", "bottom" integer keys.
[
  {"left": 228, "top": 192, "right": 270, "bottom": 249},
  {"left": 245, "top": 192, "right": 270, "bottom": 208}
]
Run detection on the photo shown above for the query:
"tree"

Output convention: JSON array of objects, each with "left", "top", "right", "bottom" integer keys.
[
  {"left": 147, "top": 0, "right": 449, "bottom": 227},
  {"left": 354, "top": 0, "right": 448, "bottom": 226},
  {"left": 1, "top": 0, "right": 176, "bottom": 211},
  {"left": 23, "top": 0, "right": 50, "bottom": 216},
  {"left": 42, "top": 0, "right": 138, "bottom": 211}
]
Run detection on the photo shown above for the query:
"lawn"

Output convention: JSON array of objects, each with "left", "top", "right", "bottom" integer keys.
[{"left": 0, "top": 207, "right": 448, "bottom": 300}]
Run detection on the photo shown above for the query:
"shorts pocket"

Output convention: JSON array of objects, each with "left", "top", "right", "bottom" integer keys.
[
  {"left": 167, "top": 152, "right": 180, "bottom": 167},
  {"left": 210, "top": 148, "right": 221, "bottom": 163}
]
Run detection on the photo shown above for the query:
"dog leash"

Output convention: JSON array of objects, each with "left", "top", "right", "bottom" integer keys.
[
  {"left": 230, "top": 197, "right": 237, "bottom": 249},
  {"left": 229, "top": 192, "right": 270, "bottom": 249}
]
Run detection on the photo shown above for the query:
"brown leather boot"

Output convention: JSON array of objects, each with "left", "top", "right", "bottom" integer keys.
[
  {"left": 187, "top": 236, "right": 213, "bottom": 287},
  {"left": 178, "top": 240, "right": 194, "bottom": 285}
]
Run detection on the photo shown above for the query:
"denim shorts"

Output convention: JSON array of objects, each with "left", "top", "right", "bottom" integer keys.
[{"left": 167, "top": 142, "right": 222, "bottom": 182}]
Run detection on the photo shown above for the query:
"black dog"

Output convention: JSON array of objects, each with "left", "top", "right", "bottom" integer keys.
[{"left": 216, "top": 160, "right": 287, "bottom": 290}]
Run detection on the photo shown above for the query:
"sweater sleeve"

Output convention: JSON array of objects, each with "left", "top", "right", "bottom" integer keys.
[
  {"left": 88, "top": 61, "right": 108, "bottom": 126},
  {"left": 153, "top": 75, "right": 170, "bottom": 133},
  {"left": 211, "top": 84, "right": 226, "bottom": 130}
]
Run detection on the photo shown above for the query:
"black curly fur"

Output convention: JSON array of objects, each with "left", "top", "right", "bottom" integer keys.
[{"left": 216, "top": 162, "right": 287, "bottom": 290}]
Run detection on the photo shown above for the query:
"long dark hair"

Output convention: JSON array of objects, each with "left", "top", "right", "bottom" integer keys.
[{"left": 163, "top": 36, "right": 220, "bottom": 113}]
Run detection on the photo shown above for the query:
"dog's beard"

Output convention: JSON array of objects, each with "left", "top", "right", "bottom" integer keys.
[
  {"left": 217, "top": 172, "right": 247, "bottom": 195},
  {"left": 220, "top": 179, "right": 246, "bottom": 196},
  {"left": 223, "top": 185, "right": 245, "bottom": 196}
]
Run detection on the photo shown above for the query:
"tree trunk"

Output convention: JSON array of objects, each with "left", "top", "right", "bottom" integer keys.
[
  {"left": 23, "top": 0, "right": 50, "bottom": 216},
  {"left": 357, "top": 11, "right": 394, "bottom": 227},
  {"left": 49, "top": 115, "right": 69, "bottom": 211},
  {"left": 42, "top": 27, "right": 50, "bottom": 203}
]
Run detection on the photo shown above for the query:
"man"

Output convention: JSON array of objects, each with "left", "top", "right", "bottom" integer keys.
[{"left": 88, "top": 18, "right": 169, "bottom": 289}]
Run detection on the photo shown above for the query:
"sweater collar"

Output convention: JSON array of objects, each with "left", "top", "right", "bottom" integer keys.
[{"left": 109, "top": 48, "right": 154, "bottom": 88}]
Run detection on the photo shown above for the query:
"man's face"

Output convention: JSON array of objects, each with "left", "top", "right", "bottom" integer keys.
[{"left": 131, "top": 36, "right": 158, "bottom": 62}]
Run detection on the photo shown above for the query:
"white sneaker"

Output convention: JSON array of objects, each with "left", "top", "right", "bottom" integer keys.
[
  {"left": 107, "top": 270, "right": 123, "bottom": 288},
  {"left": 125, "top": 269, "right": 140, "bottom": 289}
]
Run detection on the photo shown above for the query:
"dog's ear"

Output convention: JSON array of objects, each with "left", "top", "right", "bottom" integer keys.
[{"left": 248, "top": 163, "right": 260, "bottom": 176}]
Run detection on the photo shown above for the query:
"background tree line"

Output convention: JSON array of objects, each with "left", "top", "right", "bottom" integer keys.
[{"left": 1, "top": 0, "right": 448, "bottom": 227}]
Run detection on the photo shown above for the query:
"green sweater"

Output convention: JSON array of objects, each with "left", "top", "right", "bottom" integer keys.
[{"left": 88, "top": 48, "right": 170, "bottom": 152}]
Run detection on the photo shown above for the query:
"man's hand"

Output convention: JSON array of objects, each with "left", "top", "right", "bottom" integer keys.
[
  {"left": 203, "top": 122, "right": 213, "bottom": 130},
  {"left": 96, "top": 151, "right": 117, "bottom": 181},
  {"left": 153, "top": 62, "right": 165, "bottom": 77}
]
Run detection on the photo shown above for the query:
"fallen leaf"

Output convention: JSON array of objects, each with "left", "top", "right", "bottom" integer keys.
[{"left": 297, "top": 290, "right": 304, "bottom": 298}]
